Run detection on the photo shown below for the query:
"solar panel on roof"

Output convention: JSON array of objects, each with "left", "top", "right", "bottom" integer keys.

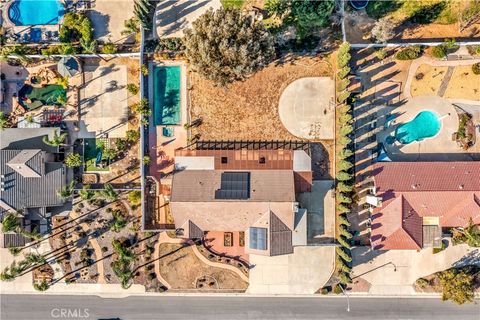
[{"left": 214, "top": 172, "right": 250, "bottom": 200}]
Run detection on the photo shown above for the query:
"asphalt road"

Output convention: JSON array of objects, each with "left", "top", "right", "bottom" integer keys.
[{"left": 1, "top": 294, "right": 479, "bottom": 320}]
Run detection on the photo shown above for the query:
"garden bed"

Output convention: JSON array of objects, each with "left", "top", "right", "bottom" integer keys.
[{"left": 158, "top": 243, "right": 248, "bottom": 291}]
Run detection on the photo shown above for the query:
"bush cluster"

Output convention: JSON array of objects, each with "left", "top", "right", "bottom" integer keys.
[
  {"left": 335, "top": 42, "right": 355, "bottom": 288},
  {"left": 395, "top": 45, "right": 422, "bottom": 60}
]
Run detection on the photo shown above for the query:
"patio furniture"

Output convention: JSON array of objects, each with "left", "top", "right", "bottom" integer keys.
[
  {"left": 224, "top": 232, "right": 233, "bottom": 247},
  {"left": 162, "top": 126, "right": 174, "bottom": 137}
]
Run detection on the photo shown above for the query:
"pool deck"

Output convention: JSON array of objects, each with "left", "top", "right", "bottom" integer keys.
[
  {"left": 147, "top": 61, "right": 188, "bottom": 183},
  {"left": 377, "top": 96, "right": 479, "bottom": 161}
]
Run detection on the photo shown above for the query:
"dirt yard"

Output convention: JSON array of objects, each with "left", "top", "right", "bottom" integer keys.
[
  {"left": 444, "top": 65, "right": 480, "bottom": 101},
  {"left": 345, "top": 4, "right": 480, "bottom": 43},
  {"left": 158, "top": 243, "right": 248, "bottom": 291},
  {"left": 190, "top": 56, "right": 333, "bottom": 141},
  {"left": 411, "top": 64, "right": 447, "bottom": 97}
]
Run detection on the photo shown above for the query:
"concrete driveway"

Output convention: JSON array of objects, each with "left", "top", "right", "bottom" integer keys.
[
  {"left": 88, "top": 0, "right": 135, "bottom": 44},
  {"left": 352, "top": 241, "right": 478, "bottom": 295},
  {"left": 154, "top": 0, "right": 221, "bottom": 38},
  {"left": 247, "top": 246, "right": 335, "bottom": 294}
]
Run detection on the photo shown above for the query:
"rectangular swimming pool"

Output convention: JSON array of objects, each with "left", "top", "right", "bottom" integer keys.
[{"left": 153, "top": 65, "right": 181, "bottom": 126}]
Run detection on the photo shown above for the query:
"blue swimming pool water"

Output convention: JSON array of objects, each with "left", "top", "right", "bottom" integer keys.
[
  {"left": 394, "top": 111, "right": 441, "bottom": 144},
  {"left": 350, "top": 0, "right": 369, "bottom": 10},
  {"left": 153, "top": 66, "right": 181, "bottom": 126},
  {"left": 8, "top": 0, "right": 65, "bottom": 26}
]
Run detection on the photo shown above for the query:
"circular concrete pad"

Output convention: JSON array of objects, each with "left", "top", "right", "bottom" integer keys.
[{"left": 278, "top": 77, "right": 335, "bottom": 140}]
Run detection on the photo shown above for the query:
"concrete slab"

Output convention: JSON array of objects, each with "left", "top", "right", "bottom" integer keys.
[
  {"left": 278, "top": 77, "right": 335, "bottom": 140},
  {"left": 88, "top": 0, "right": 135, "bottom": 44},
  {"left": 297, "top": 180, "right": 335, "bottom": 243},
  {"left": 154, "top": 0, "right": 222, "bottom": 39},
  {"left": 79, "top": 63, "right": 128, "bottom": 138},
  {"left": 247, "top": 246, "right": 335, "bottom": 294}
]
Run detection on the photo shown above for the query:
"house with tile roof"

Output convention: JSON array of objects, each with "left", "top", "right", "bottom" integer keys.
[
  {"left": 370, "top": 162, "right": 480, "bottom": 250},
  {"left": 169, "top": 149, "right": 313, "bottom": 257}
]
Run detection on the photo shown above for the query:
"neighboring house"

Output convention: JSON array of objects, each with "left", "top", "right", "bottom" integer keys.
[
  {"left": 0, "top": 128, "right": 67, "bottom": 243},
  {"left": 370, "top": 162, "right": 480, "bottom": 250},
  {"left": 170, "top": 149, "right": 313, "bottom": 256}
]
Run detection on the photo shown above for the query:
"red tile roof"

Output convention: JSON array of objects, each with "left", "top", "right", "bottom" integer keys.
[
  {"left": 373, "top": 162, "right": 480, "bottom": 192},
  {"left": 371, "top": 162, "right": 480, "bottom": 250}
]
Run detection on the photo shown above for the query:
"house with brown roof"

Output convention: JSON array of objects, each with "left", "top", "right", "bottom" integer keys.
[
  {"left": 170, "top": 149, "right": 313, "bottom": 257},
  {"left": 370, "top": 162, "right": 480, "bottom": 250}
]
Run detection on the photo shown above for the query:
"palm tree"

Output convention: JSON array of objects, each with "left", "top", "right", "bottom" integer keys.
[
  {"left": 134, "top": 0, "right": 154, "bottom": 30},
  {"left": 42, "top": 131, "right": 68, "bottom": 147},
  {"left": 99, "top": 183, "right": 118, "bottom": 202},
  {"left": 1, "top": 212, "right": 20, "bottom": 233},
  {"left": 79, "top": 185, "right": 94, "bottom": 200},
  {"left": 121, "top": 17, "right": 140, "bottom": 42},
  {"left": 57, "top": 180, "right": 76, "bottom": 200}
]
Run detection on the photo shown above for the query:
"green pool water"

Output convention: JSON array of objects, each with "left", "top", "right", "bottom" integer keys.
[
  {"left": 153, "top": 66, "right": 181, "bottom": 126},
  {"left": 394, "top": 111, "right": 441, "bottom": 144},
  {"left": 18, "top": 84, "right": 67, "bottom": 110}
]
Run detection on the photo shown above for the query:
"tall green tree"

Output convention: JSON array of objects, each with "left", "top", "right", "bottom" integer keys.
[
  {"left": 184, "top": 8, "right": 275, "bottom": 86},
  {"left": 1, "top": 212, "right": 20, "bottom": 233},
  {"left": 265, "top": 0, "right": 335, "bottom": 39}
]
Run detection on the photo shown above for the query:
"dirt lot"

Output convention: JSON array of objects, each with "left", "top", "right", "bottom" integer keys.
[
  {"left": 190, "top": 56, "right": 333, "bottom": 141},
  {"left": 411, "top": 64, "right": 447, "bottom": 97},
  {"left": 444, "top": 65, "right": 480, "bottom": 101},
  {"left": 158, "top": 243, "right": 248, "bottom": 291},
  {"left": 345, "top": 6, "right": 480, "bottom": 43}
]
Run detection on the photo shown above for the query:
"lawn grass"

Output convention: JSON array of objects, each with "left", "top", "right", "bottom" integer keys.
[
  {"left": 84, "top": 138, "right": 109, "bottom": 172},
  {"left": 221, "top": 0, "right": 244, "bottom": 9}
]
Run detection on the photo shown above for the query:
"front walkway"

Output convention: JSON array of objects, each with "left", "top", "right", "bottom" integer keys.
[
  {"left": 351, "top": 241, "right": 478, "bottom": 295},
  {"left": 247, "top": 246, "right": 335, "bottom": 294}
]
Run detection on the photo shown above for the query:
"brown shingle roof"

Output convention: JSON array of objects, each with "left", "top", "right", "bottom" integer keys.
[{"left": 171, "top": 170, "right": 295, "bottom": 202}]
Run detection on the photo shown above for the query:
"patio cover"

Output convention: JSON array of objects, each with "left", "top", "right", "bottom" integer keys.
[{"left": 57, "top": 56, "right": 79, "bottom": 77}]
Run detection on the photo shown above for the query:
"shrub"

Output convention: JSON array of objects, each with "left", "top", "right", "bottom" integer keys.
[
  {"left": 64, "top": 153, "right": 82, "bottom": 168},
  {"left": 339, "top": 113, "right": 353, "bottom": 123},
  {"left": 433, "top": 240, "right": 447, "bottom": 254},
  {"left": 337, "top": 182, "right": 353, "bottom": 193},
  {"left": 338, "top": 136, "right": 352, "bottom": 146},
  {"left": 336, "top": 247, "right": 352, "bottom": 262},
  {"left": 375, "top": 49, "right": 387, "bottom": 60},
  {"left": 339, "top": 124, "right": 353, "bottom": 136},
  {"left": 59, "top": 12, "right": 93, "bottom": 43},
  {"left": 338, "top": 213, "right": 351, "bottom": 226},
  {"left": 265, "top": 0, "right": 335, "bottom": 39},
  {"left": 416, "top": 278, "right": 429, "bottom": 288},
  {"left": 337, "top": 91, "right": 350, "bottom": 104},
  {"left": 184, "top": 8, "right": 274, "bottom": 86},
  {"left": 395, "top": 46, "right": 422, "bottom": 60},
  {"left": 337, "top": 236, "right": 352, "bottom": 250},
  {"left": 438, "top": 267, "right": 475, "bottom": 305},
  {"left": 336, "top": 78, "right": 351, "bottom": 92},
  {"left": 338, "top": 148, "right": 353, "bottom": 159},
  {"left": 320, "top": 287, "right": 330, "bottom": 295},
  {"left": 337, "top": 193, "right": 352, "bottom": 204},
  {"left": 431, "top": 45, "right": 447, "bottom": 59},
  {"left": 128, "top": 190, "right": 141, "bottom": 206},
  {"left": 126, "top": 129, "right": 140, "bottom": 142},
  {"left": 339, "top": 225, "right": 353, "bottom": 239},
  {"left": 338, "top": 271, "right": 352, "bottom": 284},
  {"left": 472, "top": 63, "right": 480, "bottom": 75},
  {"left": 127, "top": 83, "right": 139, "bottom": 95},
  {"left": 41, "top": 45, "right": 61, "bottom": 56},
  {"left": 333, "top": 283, "right": 344, "bottom": 294},
  {"left": 336, "top": 204, "right": 350, "bottom": 214},
  {"left": 337, "top": 103, "right": 352, "bottom": 114},
  {"left": 336, "top": 171, "right": 353, "bottom": 181},
  {"left": 101, "top": 43, "right": 117, "bottom": 54},
  {"left": 337, "top": 66, "right": 351, "bottom": 80},
  {"left": 371, "top": 17, "right": 395, "bottom": 43}
]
